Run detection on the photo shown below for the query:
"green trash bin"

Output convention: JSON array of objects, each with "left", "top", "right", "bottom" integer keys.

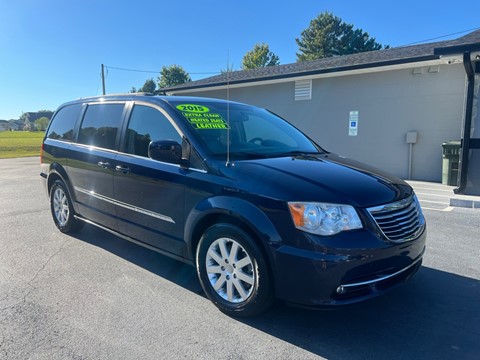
[{"left": 442, "top": 141, "right": 461, "bottom": 186}]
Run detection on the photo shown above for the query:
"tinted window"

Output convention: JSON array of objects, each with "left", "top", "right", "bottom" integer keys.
[
  {"left": 78, "top": 104, "right": 124, "bottom": 150},
  {"left": 243, "top": 114, "right": 297, "bottom": 147},
  {"left": 46, "top": 104, "right": 81, "bottom": 141},
  {"left": 170, "top": 100, "right": 320, "bottom": 159},
  {"left": 125, "top": 105, "right": 181, "bottom": 157}
]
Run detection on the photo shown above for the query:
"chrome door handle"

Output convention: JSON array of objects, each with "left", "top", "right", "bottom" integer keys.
[
  {"left": 115, "top": 165, "right": 131, "bottom": 174},
  {"left": 97, "top": 161, "right": 112, "bottom": 169}
]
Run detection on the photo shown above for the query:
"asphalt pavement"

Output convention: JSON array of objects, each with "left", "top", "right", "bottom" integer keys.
[{"left": 1, "top": 157, "right": 479, "bottom": 360}]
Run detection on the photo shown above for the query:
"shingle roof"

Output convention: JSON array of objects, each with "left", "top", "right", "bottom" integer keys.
[{"left": 163, "top": 30, "right": 480, "bottom": 92}]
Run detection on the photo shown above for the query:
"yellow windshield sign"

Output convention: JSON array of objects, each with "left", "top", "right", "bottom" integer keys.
[
  {"left": 176, "top": 104, "right": 210, "bottom": 113},
  {"left": 177, "top": 104, "right": 230, "bottom": 130}
]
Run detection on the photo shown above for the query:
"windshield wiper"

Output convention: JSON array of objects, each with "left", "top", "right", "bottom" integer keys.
[
  {"left": 212, "top": 152, "right": 271, "bottom": 159},
  {"left": 212, "top": 150, "right": 323, "bottom": 160},
  {"left": 270, "top": 150, "right": 321, "bottom": 157}
]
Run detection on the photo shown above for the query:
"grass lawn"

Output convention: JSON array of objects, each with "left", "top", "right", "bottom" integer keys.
[{"left": 0, "top": 131, "right": 45, "bottom": 158}]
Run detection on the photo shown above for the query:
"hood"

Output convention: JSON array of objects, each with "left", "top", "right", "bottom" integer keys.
[{"left": 219, "top": 153, "right": 412, "bottom": 208}]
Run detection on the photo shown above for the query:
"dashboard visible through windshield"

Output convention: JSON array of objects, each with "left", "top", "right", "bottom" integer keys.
[{"left": 171, "top": 100, "right": 322, "bottom": 159}]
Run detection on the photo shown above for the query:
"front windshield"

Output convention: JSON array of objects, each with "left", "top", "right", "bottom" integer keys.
[{"left": 171, "top": 100, "right": 322, "bottom": 159}]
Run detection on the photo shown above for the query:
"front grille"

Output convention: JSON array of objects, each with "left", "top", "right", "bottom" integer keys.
[{"left": 367, "top": 195, "right": 425, "bottom": 243}]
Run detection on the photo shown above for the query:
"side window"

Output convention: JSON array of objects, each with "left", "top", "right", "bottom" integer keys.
[
  {"left": 78, "top": 104, "right": 124, "bottom": 150},
  {"left": 125, "top": 105, "right": 181, "bottom": 157},
  {"left": 46, "top": 104, "right": 81, "bottom": 141}
]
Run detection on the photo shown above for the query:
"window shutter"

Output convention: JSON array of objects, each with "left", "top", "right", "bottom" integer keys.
[{"left": 294, "top": 79, "right": 312, "bottom": 101}]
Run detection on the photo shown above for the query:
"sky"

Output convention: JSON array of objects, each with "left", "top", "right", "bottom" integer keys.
[{"left": 1, "top": 0, "right": 479, "bottom": 120}]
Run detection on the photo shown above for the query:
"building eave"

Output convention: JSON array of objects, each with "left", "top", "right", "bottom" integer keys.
[{"left": 167, "top": 55, "right": 463, "bottom": 95}]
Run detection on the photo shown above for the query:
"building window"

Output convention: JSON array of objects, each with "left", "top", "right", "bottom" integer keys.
[{"left": 295, "top": 79, "right": 312, "bottom": 101}]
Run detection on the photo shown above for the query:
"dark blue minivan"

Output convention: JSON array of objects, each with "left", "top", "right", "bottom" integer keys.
[{"left": 41, "top": 94, "right": 426, "bottom": 317}]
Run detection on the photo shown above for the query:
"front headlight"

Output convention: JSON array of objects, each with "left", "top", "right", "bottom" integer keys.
[{"left": 288, "top": 202, "right": 363, "bottom": 236}]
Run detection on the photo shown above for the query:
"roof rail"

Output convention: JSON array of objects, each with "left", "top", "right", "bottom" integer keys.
[
  {"left": 130, "top": 92, "right": 155, "bottom": 96},
  {"left": 77, "top": 92, "right": 156, "bottom": 100}
]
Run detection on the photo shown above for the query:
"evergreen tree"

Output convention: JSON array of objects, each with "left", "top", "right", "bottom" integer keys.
[
  {"left": 296, "top": 12, "right": 387, "bottom": 61},
  {"left": 138, "top": 78, "right": 156, "bottom": 93}
]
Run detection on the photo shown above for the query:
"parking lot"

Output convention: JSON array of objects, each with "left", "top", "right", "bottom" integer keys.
[{"left": 1, "top": 157, "right": 479, "bottom": 360}]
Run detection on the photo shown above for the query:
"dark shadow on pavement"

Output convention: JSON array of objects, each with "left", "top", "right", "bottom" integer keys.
[
  {"left": 243, "top": 267, "right": 480, "bottom": 360},
  {"left": 73, "top": 224, "right": 480, "bottom": 360},
  {"left": 72, "top": 224, "right": 203, "bottom": 296}
]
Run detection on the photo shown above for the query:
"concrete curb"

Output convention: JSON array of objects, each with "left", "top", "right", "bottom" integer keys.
[
  {"left": 450, "top": 197, "right": 480, "bottom": 209},
  {"left": 407, "top": 180, "right": 480, "bottom": 210}
]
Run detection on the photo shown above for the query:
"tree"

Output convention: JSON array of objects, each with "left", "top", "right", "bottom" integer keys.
[
  {"left": 139, "top": 78, "right": 157, "bottom": 93},
  {"left": 34, "top": 117, "right": 50, "bottom": 131},
  {"left": 241, "top": 43, "right": 280, "bottom": 70},
  {"left": 296, "top": 12, "right": 388, "bottom": 61},
  {"left": 157, "top": 65, "right": 191, "bottom": 88},
  {"left": 220, "top": 63, "right": 235, "bottom": 74},
  {"left": 19, "top": 112, "right": 29, "bottom": 123},
  {"left": 20, "top": 112, "right": 31, "bottom": 131},
  {"left": 130, "top": 78, "right": 157, "bottom": 93}
]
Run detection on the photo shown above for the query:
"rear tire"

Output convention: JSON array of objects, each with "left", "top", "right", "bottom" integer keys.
[
  {"left": 196, "top": 223, "right": 274, "bottom": 317},
  {"left": 50, "top": 180, "right": 84, "bottom": 234}
]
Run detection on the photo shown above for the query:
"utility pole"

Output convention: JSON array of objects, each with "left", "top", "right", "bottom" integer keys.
[{"left": 101, "top": 64, "right": 106, "bottom": 95}]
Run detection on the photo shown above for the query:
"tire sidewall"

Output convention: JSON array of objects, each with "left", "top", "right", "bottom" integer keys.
[
  {"left": 50, "top": 180, "right": 76, "bottom": 233},
  {"left": 196, "top": 223, "right": 273, "bottom": 317}
]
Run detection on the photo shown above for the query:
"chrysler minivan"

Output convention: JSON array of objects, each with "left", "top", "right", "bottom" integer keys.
[{"left": 41, "top": 94, "right": 426, "bottom": 317}]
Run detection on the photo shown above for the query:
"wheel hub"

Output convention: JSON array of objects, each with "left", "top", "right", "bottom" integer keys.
[{"left": 225, "top": 264, "right": 234, "bottom": 274}]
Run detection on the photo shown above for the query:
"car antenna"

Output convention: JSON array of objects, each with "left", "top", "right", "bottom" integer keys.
[{"left": 225, "top": 50, "right": 231, "bottom": 167}]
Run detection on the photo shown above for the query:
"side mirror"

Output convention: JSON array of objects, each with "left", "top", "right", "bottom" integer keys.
[{"left": 148, "top": 140, "right": 182, "bottom": 164}]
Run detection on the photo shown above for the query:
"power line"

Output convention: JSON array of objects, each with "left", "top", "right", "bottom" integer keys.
[
  {"left": 105, "top": 65, "right": 158, "bottom": 74},
  {"left": 401, "top": 26, "right": 480, "bottom": 46},
  {"left": 98, "top": 64, "right": 221, "bottom": 95},
  {"left": 104, "top": 65, "right": 219, "bottom": 75}
]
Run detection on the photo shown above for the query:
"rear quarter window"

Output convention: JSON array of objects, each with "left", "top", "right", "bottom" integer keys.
[{"left": 46, "top": 104, "right": 82, "bottom": 141}]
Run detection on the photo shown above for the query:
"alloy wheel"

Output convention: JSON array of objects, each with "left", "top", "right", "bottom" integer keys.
[{"left": 205, "top": 237, "right": 255, "bottom": 303}]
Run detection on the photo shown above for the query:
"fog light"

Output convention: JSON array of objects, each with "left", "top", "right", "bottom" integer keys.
[{"left": 336, "top": 286, "right": 346, "bottom": 294}]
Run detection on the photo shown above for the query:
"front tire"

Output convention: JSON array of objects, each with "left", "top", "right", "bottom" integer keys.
[
  {"left": 50, "top": 180, "right": 84, "bottom": 234},
  {"left": 196, "top": 223, "right": 273, "bottom": 317}
]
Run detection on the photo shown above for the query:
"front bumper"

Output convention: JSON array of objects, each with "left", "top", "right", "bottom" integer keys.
[{"left": 272, "top": 227, "right": 426, "bottom": 307}]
